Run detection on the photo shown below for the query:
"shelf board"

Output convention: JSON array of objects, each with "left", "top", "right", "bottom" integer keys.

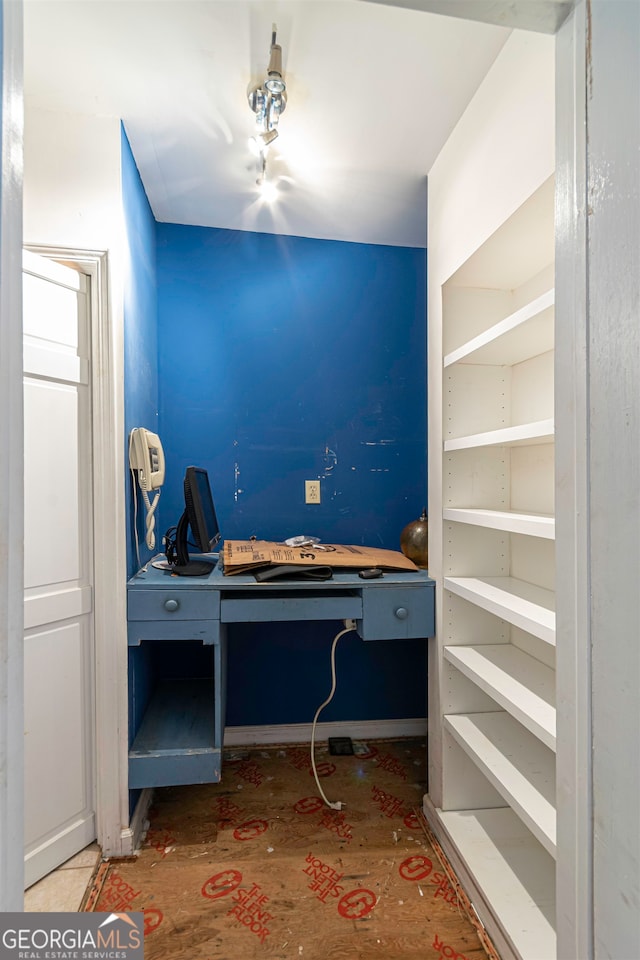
[
  {"left": 444, "top": 289, "right": 554, "bottom": 367},
  {"left": 443, "top": 507, "right": 554, "bottom": 540},
  {"left": 444, "top": 643, "right": 556, "bottom": 749},
  {"left": 129, "top": 678, "right": 221, "bottom": 789},
  {"left": 444, "top": 418, "right": 554, "bottom": 452},
  {"left": 444, "top": 575, "right": 555, "bottom": 645},
  {"left": 428, "top": 804, "right": 556, "bottom": 960},
  {"left": 130, "top": 678, "right": 216, "bottom": 757},
  {"left": 445, "top": 712, "right": 556, "bottom": 857}
]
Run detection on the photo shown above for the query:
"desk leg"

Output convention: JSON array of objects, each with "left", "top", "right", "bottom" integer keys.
[{"left": 215, "top": 623, "right": 228, "bottom": 755}]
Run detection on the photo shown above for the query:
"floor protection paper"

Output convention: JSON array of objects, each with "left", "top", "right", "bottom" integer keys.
[{"left": 89, "top": 739, "right": 490, "bottom": 960}]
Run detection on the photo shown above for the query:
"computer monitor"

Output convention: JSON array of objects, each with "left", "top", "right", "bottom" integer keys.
[{"left": 165, "top": 466, "right": 220, "bottom": 576}]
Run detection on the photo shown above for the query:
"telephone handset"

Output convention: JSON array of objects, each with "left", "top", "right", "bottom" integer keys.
[{"left": 129, "top": 427, "right": 165, "bottom": 551}]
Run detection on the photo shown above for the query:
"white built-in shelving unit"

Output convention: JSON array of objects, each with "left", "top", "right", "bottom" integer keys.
[{"left": 425, "top": 173, "right": 557, "bottom": 959}]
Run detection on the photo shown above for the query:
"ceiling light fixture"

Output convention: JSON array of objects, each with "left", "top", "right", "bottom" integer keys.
[
  {"left": 248, "top": 128, "right": 279, "bottom": 157},
  {"left": 248, "top": 25, "right": 286, "bottom": 194}
]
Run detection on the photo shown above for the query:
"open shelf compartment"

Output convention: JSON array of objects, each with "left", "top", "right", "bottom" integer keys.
[
  {"left": 444, "top": 643, "right": 556, "bottom": 749},
  {"left": 443, "top": 507, "right": 554, "bottom": 539},
  {"left": 444, "top": 711, "right": 556, "bottom": 857},
  {"left": 444, "top": 419, "right": 554, "bottom": 452},
  {"left": 444, "top": 576, "right": 555, "bottom": 645},
  {"left": 444, "top": 289, "right": 554, "bottom": 368},
  {"left": 424, "top": 802, "right": 556, "bottom": 960},
  {"left": 129, "top": 677, "right": 221, "bottom": 788}
]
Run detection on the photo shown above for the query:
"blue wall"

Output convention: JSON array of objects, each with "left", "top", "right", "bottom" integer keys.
[
  {"left": 121, "top": 127, "right": 159, "bottom": 576},
  {"left": 156, "top": 226, "right": 426, "bottom": 544},
  {"left": 121, "top": 128, "right": 159, "bottom": 814},
  {"left": 156, "top": 225, "right": 428, "bottom": 725}
]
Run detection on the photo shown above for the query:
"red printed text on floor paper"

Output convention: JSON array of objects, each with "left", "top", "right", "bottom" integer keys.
[
  {"left": 143, "top": 909, "right": 163, "bottom": 935},
  {"left": 318, "top": 808, "right": 353, "bottom": 842},
  {"left": 233, "top": 818, "right": 269, "bottom": 841},
  {"left": 399, "top": 854, "right": 433, "bottom": 881},
  {"left": 235, "top": 759, "right": 265, "bottom": 786},
  {"left": 294, "top": 796, "right": 324, "bottom": 815},
  {"left": 287, "top": 747, "right": 336, "bottom": 778},
  {"left": 337, "top": 888, "right": 377, "bottom": 919},
  {"left": 433, "top": 932, "right": 471, "bottom": 960},
  {"left": 213, "top": 796, "right": 244, "bottom": 828},
  {"left": 375, "top": 752, "right": 408, "bottom": 780},
  {"left": 98, "top": 872, "right": 141, "bottom": 912},
  {"left": 371, "top": 784, "right": 407, "bottom": 818},
  {"left": 201, "top": 869, "right": 243, "bottom": 900},
  {"left": 398, "top": 855, "right": 459, "bottom": 905},
  {"left": 303, "top": 854, "right": 345, "bottom": 903},
  {"left": 145, "top": 827, "right": 177, "bottom": 858},
  {"left": 227, "top": 881, "right": 273, "bottom": 944}
]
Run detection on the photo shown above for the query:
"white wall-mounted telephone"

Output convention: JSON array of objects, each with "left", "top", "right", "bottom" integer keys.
[{"left": 129, "top": 427, "right": 165, "bottom": 551}]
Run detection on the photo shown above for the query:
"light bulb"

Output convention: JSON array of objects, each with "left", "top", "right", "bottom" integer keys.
[{"left": 258, "top": 179, "right": 278, "bottom": 203}]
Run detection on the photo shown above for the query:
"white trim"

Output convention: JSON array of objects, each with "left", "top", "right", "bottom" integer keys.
[
  {"left": 224, "top": 717, "right": 427, "bottom": 747},
  {"left": 26, "top": 245, "right": 129, "bottom": 859},
  {"left": 128, "top": 787, "right": 154, "bottom": 854},
  {"left": 554, "top": 6, "right": 592, "bottom": 957},
  {"left": 0, "top": 0, "right": 24, "bottom": 911}
]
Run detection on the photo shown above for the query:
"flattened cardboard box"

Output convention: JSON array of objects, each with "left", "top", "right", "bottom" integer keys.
[{"left": 223, "top": 540, "right": 418, "bottom": 575}]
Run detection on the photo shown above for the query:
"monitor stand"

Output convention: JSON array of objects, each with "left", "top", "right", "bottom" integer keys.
[
  {"left": 171, "top": 560, "right": 214, "bottom": 577},
  {"left": 165, "top": 511, "right": 216, "bottom": 577}
]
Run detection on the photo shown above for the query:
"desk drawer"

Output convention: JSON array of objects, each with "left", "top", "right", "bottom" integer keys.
[
  {"left": 127, "top": 619, "right": 220, "bottom": 646},
  {"left": 128, "top": 588, "right": 220, "bottom": 622},
  {"left": 359, "top": 586, "right": 434, "bottom": 640},
  {"left": 221, "top": 589, "right": 362, "bottom": 623}
]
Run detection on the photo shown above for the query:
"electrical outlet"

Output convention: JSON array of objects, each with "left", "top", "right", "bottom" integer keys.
[{"left": 305, "top": 480, "right": 321, "bottom": 504}]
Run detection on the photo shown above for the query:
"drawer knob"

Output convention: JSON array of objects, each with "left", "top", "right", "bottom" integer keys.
[
  {"left": 394, "top": 606, "right": 408, "bottom": 620},
  {"left": 164, "top": 598, "right": 180, "bottom": 613}
]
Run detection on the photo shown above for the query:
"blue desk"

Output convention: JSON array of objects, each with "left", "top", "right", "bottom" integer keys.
[{"left": 127, "top": 563, "right": 435, "bottom": 789}]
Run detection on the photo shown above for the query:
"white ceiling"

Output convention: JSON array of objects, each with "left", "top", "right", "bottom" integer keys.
[{"left": 23, "top": 0, "right": 511, "bottom": 247}]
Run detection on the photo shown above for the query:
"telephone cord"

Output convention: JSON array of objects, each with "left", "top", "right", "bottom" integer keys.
[
  {"left": 131, "top": 467, "right": 141, "bottom": 570},
  {"left": 142, "top": 489, "right": 160, "bottom": 550}
]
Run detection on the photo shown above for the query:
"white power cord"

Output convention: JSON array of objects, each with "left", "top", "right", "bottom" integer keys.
[{"left": 310, "top": 619, "right": 358, "bottom": 810}]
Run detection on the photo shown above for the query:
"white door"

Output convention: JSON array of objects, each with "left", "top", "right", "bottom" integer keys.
[{"left": 22, "top": 251, "right": 96, "bottom": 888}]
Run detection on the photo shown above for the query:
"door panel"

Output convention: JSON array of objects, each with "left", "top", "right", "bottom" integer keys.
[
  {"left": 24, "top": 622, "right": 93, "bottom": 842},
  {"left": 22, "top": 250, "right": 96, "bottom": 889},
  {"left": 24, "top": 379, "right": 82, "bottom": 588}
]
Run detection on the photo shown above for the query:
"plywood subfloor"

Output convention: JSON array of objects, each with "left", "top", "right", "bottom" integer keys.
[{"left": 88, "top": 739, "right": 491, "bottom": 960}]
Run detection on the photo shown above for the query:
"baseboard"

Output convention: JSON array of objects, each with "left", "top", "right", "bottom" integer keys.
[
  {"left": 224, "top": 717, "right": 427, "bottom": 747},
  {"left": 128, "top": 787, "right": 154, "bottom": 854}
]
